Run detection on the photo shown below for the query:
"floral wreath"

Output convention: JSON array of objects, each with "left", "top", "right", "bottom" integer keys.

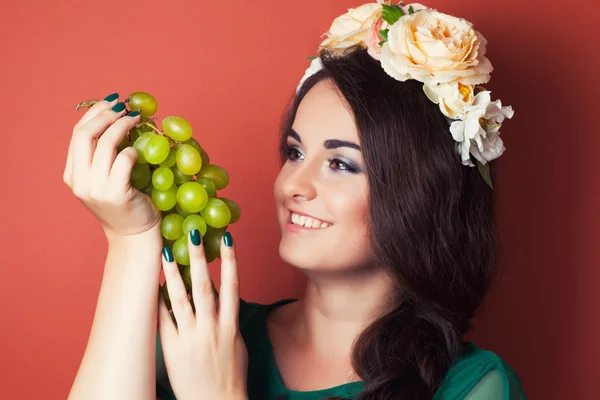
[{"left": 297, "top": 1, "right": 514, "bottom": 188}]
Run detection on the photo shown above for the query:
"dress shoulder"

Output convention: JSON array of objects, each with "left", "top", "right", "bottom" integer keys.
[{"left": 433, "top": 343, "right": 526, "bottom": 400}]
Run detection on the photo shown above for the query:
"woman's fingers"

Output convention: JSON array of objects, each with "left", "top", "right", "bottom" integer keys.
[
  {"left": 64, "top": 94, "right": 119, "bottom": 188},
  {"left": 158, "top": 291, "right": 178, "bottom": 344},
  {"left": 217, "top": 232, "right": 240, "bottom": 336},
  {"left": 161, "top": 247, "right": 195, "bottom": 332},
  {"left": 188, "top": 230, "right": 217, "bottom": 323},
  {"left": 90, "top": 111, "right": 141, "bottom": 180},
  {"left": 71, "top": 103, "right": 128, "bottom": 192}
]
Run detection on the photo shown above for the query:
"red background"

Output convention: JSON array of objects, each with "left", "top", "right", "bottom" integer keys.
[{"left": 1, "top": 0, "right": 597, "bottom": 398}]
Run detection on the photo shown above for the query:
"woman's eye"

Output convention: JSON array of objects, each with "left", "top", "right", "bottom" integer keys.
[
  {"left": 286, "top": 146, "right": 303, "bottom": 161},
  {"left": 328, "top": 158, "right": 357, "bottom": 172}
]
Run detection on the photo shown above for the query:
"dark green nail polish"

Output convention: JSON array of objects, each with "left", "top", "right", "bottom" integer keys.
[
  {"left": 103, "top": 92, "right": 119, "bottom": 102},
  {"left": 190, "top": 229, "right": 201, "bottom": 246},
  {"left": 162, "top": 246, "right": 174, "bottom": 262},
  {"left": 223, "top": 232, "right": 233, "bottom": 247},
  {"left": 127, "top": 110, "right": 140, "bottom": 117},
  {"left": 111, "top": 102, "right": 126, "bottom": 112}
]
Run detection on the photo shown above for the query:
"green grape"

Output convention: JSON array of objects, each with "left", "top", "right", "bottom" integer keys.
[
  {"left": 162, "top": 116, "right": 192, "bottom": 141},
  {"left": 203, "top": 232, "right": 224, "bottom": 259},
  {"left": 220, "top": 198, "right": 241, "bottom": 223},
  {"left": 161, "top": 213, "right": 184, "bottom": 240},
  {"left": 144, "top": 135, "right": 170, "bottom": 164},
  {"left": 117, "top": 135, "right": 130, "bottom": 153},
  {"left": 130, "top": 128, "right": 141, "bottom": 144},
  {"left": 151, "top": 184, "right": 178, "bottom": 211},
  {"left": 133, "top": 132, "right": 155, "bottom": 164},
  {"left": 196, "top": 177, "right": 216, "bottom": 197},
  {"left": 152, "top": 167, "right": 175, "bottom": 190},
  {"left": 205, "top": 225, "right": 228, "bottom": 239},
  {"left": 177, "top": 182, "right": 208, "bottom": 213},
  {"left": 176, "top": 202, "right": 194, "bottom": 218},
  {"left": 130, "top": 162, "right": 151, "bottom": 190},
  {"left": 171, "top": 165, "right": 193, "bottom": 185},
  {"left": 173, "top": 235, "right": 190, "bottom": 265},
  {"left": 163, "top": 238, "right": 175, "bottom": 249},
  {"left": 200, "top": 198, "right": 231, "bottom": 228},
  {"left": 197, "top": 164, "right": 229, "bottom": 189},
  {"left": 142, "top": 183, "right": 153, "bottom": 197},
  {"left": 183, "top": 137, "right": 201, "bottom": 153},
  {"left": 160, "top": 149, "right": 177, "bottom": 168},
  {"left": 128, "top": 92, "right": 158, "bottom": 117},
  {"left": 176, "top": 144, "right": 202, "bottom": 175},
  {"left": 199, "top": 148, "right": 210, "bottom": 166},
  {"left": 205, "top": 251, "right": 216, "bottom": 263},
  {"left": 182, "top": 214, "right": 208, "bottom": 236}
]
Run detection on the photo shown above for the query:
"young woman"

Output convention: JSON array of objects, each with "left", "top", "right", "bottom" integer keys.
[{"left": 67, "top": 3, "right": 525, "bottom": 400}]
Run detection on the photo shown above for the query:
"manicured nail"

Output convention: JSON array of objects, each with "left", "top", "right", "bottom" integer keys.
[
  {"left": 223, "top": 232, "right": 233, "bottom": 247},
  {"left": 190, "top": 229, "right": 201, "bottom": 246},
  {"left": 103, "top": 92, "right": 119, "bottom": 102},
  {"left": 111, "top": 102, "right": 126, "bottom": 113},
  {"left": 127, "top": 110, "right": 140, "bottom": 117},
  {"left": 162, "top": 246, "right": 174, "bottom": 262}
]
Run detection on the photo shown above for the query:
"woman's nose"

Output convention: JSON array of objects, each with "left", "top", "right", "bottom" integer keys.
[{"left": 282, "top": 163, "right": 318, "bottom": 201}]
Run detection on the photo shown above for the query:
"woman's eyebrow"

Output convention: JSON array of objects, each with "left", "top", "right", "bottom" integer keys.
[{"left": 287, "top": 128, "right": 361, "bottom": 151}]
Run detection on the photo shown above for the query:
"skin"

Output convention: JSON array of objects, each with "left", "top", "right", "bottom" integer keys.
[{"left": 270, "top": 80, "right": 397, "bottom": 390}]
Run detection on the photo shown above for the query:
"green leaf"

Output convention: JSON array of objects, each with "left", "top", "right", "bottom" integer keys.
[
  {"left": 477, "top": 160, "right": 494, "bottom": 189},
  {"left": 378, "top": 40, "right": 386, "bottom": 47},
  {"left": 382, "top": 4, "right": 404, "bottom": 25},
  {"left": 408, "top": 5, "right": 414, "bottom": 14},
  {"left": 379, "top": 28, "right": 389, "bottom": 42},
  {"left": 307, "top": 56, "right": 318, "bottom": 61}
]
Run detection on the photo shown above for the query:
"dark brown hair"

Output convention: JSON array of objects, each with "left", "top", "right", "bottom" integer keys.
[{"left": 277, "top": 48, "right": 497, "bottom": 399}]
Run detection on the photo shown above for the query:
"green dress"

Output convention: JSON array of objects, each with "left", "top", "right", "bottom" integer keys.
[{"left": 156, "top": 299, "right": 526, "bottom": 400}]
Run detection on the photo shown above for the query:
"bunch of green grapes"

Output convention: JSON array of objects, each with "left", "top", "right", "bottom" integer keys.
[{"left": 117, "top": 92, "right": 241, "bottom": 308}]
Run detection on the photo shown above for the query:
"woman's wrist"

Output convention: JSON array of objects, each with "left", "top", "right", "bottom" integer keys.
[{"left": 105, "top": 221, "right": 163, "bottom": 251}]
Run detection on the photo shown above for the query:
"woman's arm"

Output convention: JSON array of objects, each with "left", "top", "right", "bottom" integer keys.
[{"left": 68, "top": 226, "right": 163, "bottom": 400}]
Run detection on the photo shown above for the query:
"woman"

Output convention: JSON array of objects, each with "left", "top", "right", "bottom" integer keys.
[{"left": 67, "top": 2, "right": 525, "bottom": 400}]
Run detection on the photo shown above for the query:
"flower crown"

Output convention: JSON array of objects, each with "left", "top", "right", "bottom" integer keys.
[{"left": 297, "top": 1, "right": 514, "bottom": 188}]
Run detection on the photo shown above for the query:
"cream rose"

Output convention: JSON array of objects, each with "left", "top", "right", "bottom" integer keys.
[
  {"left": 318, "top": 3, "right": 381, "bottom": 55},
  {"left": 368, "top": 3, "right": 428, "bottom": 60},
  {"left": 423, "top": 82, "right": 475, "bottom": 119},
  {"left": 380, "top": 9, "right": 493, "bottom": 85}
]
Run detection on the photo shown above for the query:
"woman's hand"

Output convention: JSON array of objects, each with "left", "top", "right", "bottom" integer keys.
[
  {"left": 63, "top": 93, "right": 162, "bottom": 238},
  {"left": 158, "top": 230, "right": 248, "bottom": 400}
]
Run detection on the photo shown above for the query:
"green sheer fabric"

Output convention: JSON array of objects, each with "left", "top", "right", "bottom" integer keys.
[{"left": 156, "top": 299, "right": 526, "bottom": 400}]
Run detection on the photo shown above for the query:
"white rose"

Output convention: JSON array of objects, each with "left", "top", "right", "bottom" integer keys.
[
  {"left": 380, "top": 9, "right": 493, "bottom": 85},
  {"left": 423, "top": 82, "right": 475, "bottom": 119},
  {"left": 449, "top": 91, "right": 514, "bottom": 166}
]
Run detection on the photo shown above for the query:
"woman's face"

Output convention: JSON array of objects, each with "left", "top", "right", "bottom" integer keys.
[{"left": 274, "top": 80, "right": 373, "bottom": 273}]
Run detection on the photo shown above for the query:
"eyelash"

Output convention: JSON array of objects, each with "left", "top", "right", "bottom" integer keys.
[{"left": 281, "top": 144, "right": 360, "bottom": 174}]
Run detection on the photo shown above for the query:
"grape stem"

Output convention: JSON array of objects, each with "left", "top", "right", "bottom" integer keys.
[
  {"left": 136, "top": 121, "right": 182, "bottom": 150},
  {"left": 75, "top": 99, "right": 99, "bottom": 111}
]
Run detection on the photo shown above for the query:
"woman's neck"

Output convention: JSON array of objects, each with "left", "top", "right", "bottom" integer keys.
[{"left": 292, "top": 267, "right": 396, "bottom": 359}]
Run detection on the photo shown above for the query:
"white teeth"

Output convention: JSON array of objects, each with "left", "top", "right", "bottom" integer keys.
[{"left": 290, "top": 212, "right": 331, "bottom": 229}]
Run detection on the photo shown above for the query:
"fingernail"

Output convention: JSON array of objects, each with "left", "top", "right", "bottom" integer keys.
[
  {"left": 190, "top": 229, "right": 201, "bottom": 246},
  {"left": 127, "top": 110, "right": 140, "bottom": 117},
  {"left": 111, "top": 102, "right": 126, "bottom": 113},
  {"left": 103, "top": 92, "right": 119, "bottom": 102},
  {"left": 223, "top": 232, "right": 233, "bottom": 247},
  {"left": 162, "top": 246, "right": 174, "bottom": 262}
]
